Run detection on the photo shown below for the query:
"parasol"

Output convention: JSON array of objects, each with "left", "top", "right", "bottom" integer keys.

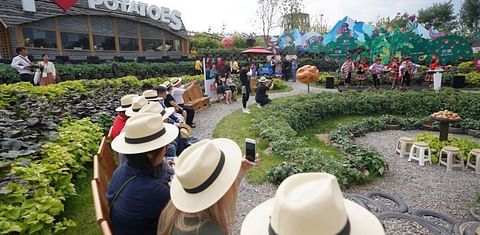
[{"left": 241, "top": 47, "right": 274, "bottom": 55}]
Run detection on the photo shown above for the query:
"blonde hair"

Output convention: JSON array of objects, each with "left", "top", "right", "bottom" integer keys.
[{"left": 158, "top": 180, "right": 239, "bottom": 235}]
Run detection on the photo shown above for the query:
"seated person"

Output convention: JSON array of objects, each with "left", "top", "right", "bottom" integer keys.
[
  {"left": 108, "top": 113, "right": 179, "bottom": 235},
  {"left": 255, "top": 77, "right": 274, "bottom": 108},
  {"left": 109, "top": 94, "right": 137, "bottom": 140}
]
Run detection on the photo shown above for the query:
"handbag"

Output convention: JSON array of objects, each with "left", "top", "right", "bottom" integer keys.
[{"left": 33, "top": 70, "right": 41, "bottom": 85}]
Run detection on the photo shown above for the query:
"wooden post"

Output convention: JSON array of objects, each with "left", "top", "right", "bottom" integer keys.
[{"left": 439, "top": 121, "right": 449, "bottom": 141}]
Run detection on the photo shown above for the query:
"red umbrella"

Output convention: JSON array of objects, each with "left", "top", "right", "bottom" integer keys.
[{"left": 241, "top": 47, "right": 274, "bottom": 55}]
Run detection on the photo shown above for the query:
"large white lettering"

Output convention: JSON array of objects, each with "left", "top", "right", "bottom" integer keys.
[{"left": 89, "top": 0, "right": 183, "bottom": 31}]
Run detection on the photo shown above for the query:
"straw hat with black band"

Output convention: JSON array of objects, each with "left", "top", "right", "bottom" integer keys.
[
  {"left": 125, "top": 96, "right": 148, "bottom": 117},
  {"left": 134, "top": 102, "right": 175, "bottom": 121},
  {"left": 115, "top": 94, "right": 138, "bottom": 112},
  {"left": 163, "top": 81, "right": 172, "bottom": 89},
  {"left": 177, "top": 123, "right": 192, "bottom": 138},
  {"left": 111, "top": 113, "right": 179, "bottom": 155},
  {"left": 170, "top": 77, "right": 182, "bottom": 87},
  {"left": 258, "top": 77, "right": 268, "bottom": 83},
  {"left": 170, "top": 139, "right": 242, "bottom": 213},
  {"left": 241, "top": 173, "right": 385, "bottom": 235},
  {"left": 143, "top": 89, "right": 161, "bottom": 102}
]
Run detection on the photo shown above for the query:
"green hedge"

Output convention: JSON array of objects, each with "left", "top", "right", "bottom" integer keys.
[
  {"left": 251, "top": 91, "right": 480, "bottom": 187},
  {"left": 0, "top": 61, "right": 195, "bottom": 84},
  {"left": 0, "top": 118, "right": 102, "bottom": 234}
]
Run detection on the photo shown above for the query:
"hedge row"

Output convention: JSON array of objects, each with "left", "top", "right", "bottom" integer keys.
[
  {"left": 0, "top": 61, "right": 196, "bottom": 84},
  {"left": 251, "top": 91, "right": 480, "bottom": 187}
]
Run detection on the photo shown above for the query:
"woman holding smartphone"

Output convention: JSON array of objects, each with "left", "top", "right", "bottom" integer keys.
[{"left": 158, "top": 138, "right": 259, "bottom": 235}]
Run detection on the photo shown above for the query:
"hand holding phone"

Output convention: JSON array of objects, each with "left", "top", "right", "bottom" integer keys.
[{"left": 245, "top": 138, "right": 256, "bottom": 163}]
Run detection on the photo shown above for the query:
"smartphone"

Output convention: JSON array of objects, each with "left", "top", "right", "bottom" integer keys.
[{"left": 245, "top": 138, "right": 256, "bottom": 162}]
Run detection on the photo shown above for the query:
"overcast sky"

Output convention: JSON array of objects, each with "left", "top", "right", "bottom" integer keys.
[{"left": 142, "top": 0, "right": 463, "bottom": 34}]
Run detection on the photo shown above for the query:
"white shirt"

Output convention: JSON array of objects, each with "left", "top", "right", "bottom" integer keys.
[
  {"left": 38, "top": 61, "right": 56, "bottom": 78},
  {"left": 11, "top": 55, "right": 33, "bottom": 74},
  {"left": 172, "top": 86, "right": 186, "bottom": 105}
]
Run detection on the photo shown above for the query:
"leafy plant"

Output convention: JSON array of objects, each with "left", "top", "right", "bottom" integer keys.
[{"left": 414, "top": 133, "right": 480, "bottom": 163}]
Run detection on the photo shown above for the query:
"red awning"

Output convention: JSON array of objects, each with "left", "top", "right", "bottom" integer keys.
[{"left": 241, "top": 47, "right": 274, "bottom": 55}]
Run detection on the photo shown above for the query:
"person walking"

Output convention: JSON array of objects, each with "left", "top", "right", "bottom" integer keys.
[
  {"left": 11, "top": 47, "right": 34, "bottom": 84},
  {"left": 240, "top": 63, "right": 252, "bottom": 114},
  {"left": 37, "top": 54, "right": 56, "bottom": 86},
  {"left": 194, "top": 57, "right": 202, "bottom": 75}
]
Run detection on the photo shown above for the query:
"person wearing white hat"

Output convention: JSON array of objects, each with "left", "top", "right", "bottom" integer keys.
[
  {"left": 108, "top": 94, "right": 137, "bottom": 140},
  {"left": 158, "top": 139, "right": 259, "bottom": 235},
  {"left": 143, "top": 89, "right": 163, "bottom": 102},
  {"left": 107, "top": 113, "right": 179, "bottom": 235},
  {"left": 255, "top": 77, "right": 274, "bottom": 108},
  {"left": 125, "top": 96, "right": 148, "bottom": 117},
  {"left": 241, "top": 173, "right": 385, "bottom": 235},
  {"left": 164, "top": 81, "right": 196, "bottom": 128}
]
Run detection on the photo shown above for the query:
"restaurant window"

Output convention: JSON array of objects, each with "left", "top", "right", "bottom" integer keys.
[
  {"left": 23, "top": 28, "right": 57, "bottom": 49},
  {"left": 165, "top": 40, "right": 175, "bottom": 51},
  {"left": 174, "top": 40, "right": 182, "bottom": 52},
  {"left": 142, "top": 39, "right": 162, "bottom": 52},
  {"left": 119, "top": 38, "right": 138, "bottom": 51},
  {"left": 61, "top": 32, "right": 89, "bottom": 50},
  {"left": 94, "top": 35, "right": 116, "bottom": 51}
]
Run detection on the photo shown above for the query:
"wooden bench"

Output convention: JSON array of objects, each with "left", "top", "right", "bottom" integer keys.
[
  {"left": 91, "top": 179, "right": 112, "bottom": 235},
  {"left": 96, "top": 137, "right": 117, "bottom": 178},
  {"left": 184, "top": 85, "right": 210, "bottom": 111}
]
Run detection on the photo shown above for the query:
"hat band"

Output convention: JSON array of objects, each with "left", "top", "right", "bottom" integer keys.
[
  {"left": 121, "top": 104, "right": 132, "bottom": 108},
  {"left": 124, "top": 128, "right": 167, "bottom": 144},
  {"left": 160, "top": 110, "right": 166, "bottom": 116},
  {"left": 268, "top": 219, "right": 350, "bottom": 235},
  {"left": 133, "top": 108, "right": 141, "bottom": 112},
  {"left": 183, "top": 151, "right": 225, "bottom": 194},
  {"left": 146, "top": 96, "right": 158, "bottom": 100}
]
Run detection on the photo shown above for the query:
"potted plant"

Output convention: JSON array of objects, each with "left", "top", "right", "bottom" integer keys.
[
  {"left": 421, "top": 117, "right": 436, "bottom": 131},
  {"left": 382, "top": 115, "right": 400, "bottom": 130}
]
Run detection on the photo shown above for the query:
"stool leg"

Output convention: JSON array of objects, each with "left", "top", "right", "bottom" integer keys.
[
  {"left": 446, "top": 153, "right": 453, "bottom": 171},
  {"left": 419, "top": 148, "right": 425, "bottom": 166},
  {"left": 400, "top": 144, "right": 406, "bottom": 157},
  {"left": 427, "top": 148, "right": 432, "bottom": 165},
  {"left": 459, "top": 153, "right": 465, "bottom": 170},
  {"left": 396, "top": 140, "right": 401, "bottom": 154},
  {"left": 408, "top": 147, "right": 415, "bottom": 162},
  {"left": 476, "top": 155, "right": 480, "bottom": 175}
]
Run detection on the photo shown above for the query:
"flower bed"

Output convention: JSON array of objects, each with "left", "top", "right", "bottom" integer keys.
[
  {"left": 414, "top": 133, "right": 480, "bottom": 163},
  {"left": 251, "top": 91, "right": 480, "bottom": 187}
]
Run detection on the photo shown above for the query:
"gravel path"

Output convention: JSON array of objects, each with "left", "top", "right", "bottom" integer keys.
[
  {"left": 191, "top": 83, "right": 479, "bottom": 235},
  {"left": 350, "top": 130, "right": 480, "bottom": 234}
]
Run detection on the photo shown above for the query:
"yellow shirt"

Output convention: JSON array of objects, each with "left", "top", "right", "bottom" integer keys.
[{"left": 195, "top": 60, "right": 202, "bottom": 71}]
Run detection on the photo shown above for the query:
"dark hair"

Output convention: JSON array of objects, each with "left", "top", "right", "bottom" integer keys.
[
  {"left": 155, "top": 86, "right": 167, "bottom": 94},
  {"left": 142, "top": 83, "right": 154, "bottom": 91},
  {"left": 41, "top": 54, "right": 48, "bottom": 58},
  {"left": 16, "top": 47, "right": 26, "bottom": 54},
  {"left": 242, "top": 62, "right": 251, "bottom": 68},
  {"left": 125, "top": 147, "right": 165, "bottom": 177}
]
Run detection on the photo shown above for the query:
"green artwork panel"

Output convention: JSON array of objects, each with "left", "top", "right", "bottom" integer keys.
[{"left": 430, "top": 35, "right": 473, "bottom": 65}]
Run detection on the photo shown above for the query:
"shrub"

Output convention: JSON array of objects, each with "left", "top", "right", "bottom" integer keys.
[
  {"left": 253, "top": 91, "right": 480, "bottom": 186},
  {"left": 465, "top": 72, "right": 480, "bottom": 87},
  {"left": 272, "top": 79, "right": 288, "bottom": 91},
  {"left": 414, "top": 133, "right": 480, "bottom": 163},
  {"left": 458, "top": 61, "right": 475, "bottom": 73}
]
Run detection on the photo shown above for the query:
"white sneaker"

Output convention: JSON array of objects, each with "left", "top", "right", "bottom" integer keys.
[
  {"left": 242, "top": 108, "right": 251, "bottom": 114},
  {"left": 257, "top": 104, "right": 262, "bottom": 108}
]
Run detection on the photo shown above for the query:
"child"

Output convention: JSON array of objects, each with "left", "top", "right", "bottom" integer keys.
[
  {"left": 387, "top": 57, "right": 400, "bottom": 90},
  {"left": 355, "top": 58, "right": 369, "bottom": 87}
]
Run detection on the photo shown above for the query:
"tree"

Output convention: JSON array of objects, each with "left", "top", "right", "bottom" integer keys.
[
  {"left": 256, "top": 0, "right": 281, "bottom": 43},
  {"left": 310, "top": 14, "right": 329, "bottom": 34},
  {"left": 417, "top": 0, "right": 456, "bottom": 32},
  {"left": 460, "top": 0, "right": 480, "bottom": 32},
  {"left": 376, "top": 12, "right": 410, "bottom": 30},
  {"left": 281, "top": 0, "right": 304, "bottom": 31}
]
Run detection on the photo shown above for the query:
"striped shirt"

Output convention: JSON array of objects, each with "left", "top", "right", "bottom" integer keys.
[{"left": 369, "top": 63, "right": 386, "bottom": 75}]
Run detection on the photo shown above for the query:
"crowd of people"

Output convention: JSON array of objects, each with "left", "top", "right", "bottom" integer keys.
[
  {"left": 340, "top": 55, "right": 441, "bottom": 90},
  {"left": 11, "top": 47, "right": 56, "bottom": 86}
]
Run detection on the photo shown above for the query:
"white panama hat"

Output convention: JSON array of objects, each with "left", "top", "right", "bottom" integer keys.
[
  {"left": 125, "top": 96, "right": 148, "bottom": 117},
  {"left": 170, "top": 77, "right": 182, "bottom": 87},
  {"left": 134, "top": 102, "right": 175, "bottom": 121},
  {"left": 115, "top": 94, "right": 138, "bottom": 112},
  {"left": 143, "top": 89, "right": 161, "bottom": 102},
  {"left": 241, "top": 173, "right": 385, "bottom": 235},
  {"left": 170, "top": 139, "right": 242, "bottom": 213},
  {"left": 111, "top": 113, "right": 179, "bottom": 154}
]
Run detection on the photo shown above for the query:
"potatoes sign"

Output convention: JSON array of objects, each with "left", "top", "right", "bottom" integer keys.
[{"left": 88, "top": 0, "right": 183, "bottom": 30}]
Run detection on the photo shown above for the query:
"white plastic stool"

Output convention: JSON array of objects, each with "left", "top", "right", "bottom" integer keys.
[
  {"left": 439, "top": 146, "right": 464, "bottom": 171},
  {"left": 466, "top": 149, "right": 480, "bottom": 174},
  {"left": 408, "top": 142, "right": 432, "bottom": 166},
  {"left": 396, "top": 137, "right": 414, "bottom": 157}
]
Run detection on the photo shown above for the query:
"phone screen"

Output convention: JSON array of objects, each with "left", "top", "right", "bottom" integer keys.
[{"left": 246, "top": 141, "right": 256, "bottom": 162}]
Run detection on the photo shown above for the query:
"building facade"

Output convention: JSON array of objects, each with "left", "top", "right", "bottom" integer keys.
[{"left": 0, "top": 0, "right": 189, "bottom": 60}]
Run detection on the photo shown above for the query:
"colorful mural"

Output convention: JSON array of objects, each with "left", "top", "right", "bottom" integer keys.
[{"left": 274, "top": 16, "right": 474, "bottom": 64}]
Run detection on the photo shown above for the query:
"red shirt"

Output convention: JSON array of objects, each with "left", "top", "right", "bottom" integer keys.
[{"left": 109, "top": 112, "right": 128, "bottom": 140}]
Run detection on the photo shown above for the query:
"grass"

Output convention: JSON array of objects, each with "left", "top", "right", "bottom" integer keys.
[
  {"left": 213, "top": 106, "right": 379, "bottom": 183},
  {"left": 59, "top": 166, "right": 100, "bottom": 235}
]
